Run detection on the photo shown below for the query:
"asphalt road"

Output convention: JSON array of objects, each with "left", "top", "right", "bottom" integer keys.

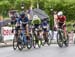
[{"left": 0, "top": 44, "right": 75, "bottom": 57}]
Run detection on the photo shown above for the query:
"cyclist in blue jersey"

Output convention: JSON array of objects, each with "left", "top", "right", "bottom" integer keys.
[
  {"left": 42, "top": 20, "right": 49, "bottom": 32},
  {"left": 17, "top": 12, "right": 29, "bottom": 36}
]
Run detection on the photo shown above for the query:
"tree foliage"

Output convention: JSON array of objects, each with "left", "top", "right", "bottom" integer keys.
[{"left": 0, "top": 0, "right": 75, "bottom": 21}]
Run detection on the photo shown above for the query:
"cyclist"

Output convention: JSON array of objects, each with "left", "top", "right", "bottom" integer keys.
[
  {"left": 10, "top": 15, "right": 20, "bottom": 42},
  {"left": 31, "top": 15, "right": 41, "bottom": 30},
  {"left": 11, "top": 16, "right": 17, "bottom": 26},
  {"left": 42, "top": 20, "right": 49, "bottom": 32},
  {"left": 57, "top": 11, "right": 67, "bottom": 41},
  {"left": 41, "top": 19, "right": 49, "bottom": 42},
  {"left": 10, "top": 15, "right": 18, "bottom": 33},
  {"left": 16, "top": 12, "right": 29, "bottom": 42},
  {"left": 31, "top": 15, "right": 41, "bottom": 42}
]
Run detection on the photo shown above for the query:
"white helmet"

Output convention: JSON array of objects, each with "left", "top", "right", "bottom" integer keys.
[
  {"left": 57, "top": 11, "right": 63, "bottom": 16},
  {"left": 33, "top": 15, "right": 39, "bottom": 20}
]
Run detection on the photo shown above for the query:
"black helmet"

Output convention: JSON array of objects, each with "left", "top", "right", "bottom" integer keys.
[{"left": 20, "top": 11, "right": 25, "bottom": 18}]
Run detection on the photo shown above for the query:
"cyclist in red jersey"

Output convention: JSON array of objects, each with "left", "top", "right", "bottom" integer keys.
[{"left": 57, "top": 11, "right": 67, "bottom": 41}]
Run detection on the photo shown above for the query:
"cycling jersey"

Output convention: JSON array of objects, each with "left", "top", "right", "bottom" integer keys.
[
  {"left": 57, "top": 16, "right": 66, "bottom": 23},
  {"left": 31, "top": 18, "right": 41, "bottom": 25},
  {"left": 17, "top": 17, "right": 29, "bottom": 24},
  {"left": 42, "top": 21, "right": 48, "bottom": 32},
  {"left": 17, "top": 17, "right": 29, "bottom": 30},
  {"left": 57, "top": 15, "right": 66, "bottom": 29}
]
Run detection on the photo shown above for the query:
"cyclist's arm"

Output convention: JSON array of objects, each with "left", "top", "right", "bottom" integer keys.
[
  {"left": 31, "top": 20, "right": 34, "bottom": 25},
  {"left": 38, "top": 18, "right": 41, "bottom": 24},
  {"left": 56, "top": 17, "right": 59, "bottom": 24},
  {"left": 16, "top": 18, "right": 21, "bottom": 26},
  {"left": 63, "top": 16, "right": 66, "bottom": 25},
  {"left": 25, "top": 17, "right": 29, "bottom": 23}
]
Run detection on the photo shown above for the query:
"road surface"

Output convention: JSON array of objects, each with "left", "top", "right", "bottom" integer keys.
[{"left": 0, "top": 44, "right": 75, "bottom": 57}]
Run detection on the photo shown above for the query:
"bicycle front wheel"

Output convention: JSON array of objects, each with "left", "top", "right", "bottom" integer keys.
[
  {"left": 13, "top": 36, "right": 18, "bottom": 50},
  {"left": 57, "top": 32, "right": 63, "bottom": 48}
]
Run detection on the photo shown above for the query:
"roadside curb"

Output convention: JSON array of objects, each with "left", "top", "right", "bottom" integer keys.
[
  {"left": 0, "top": 41, "right": 74, "bottom": 48},
  {"left": 0, "top": 41, "right": 13, "bottom": 48},
  {"left": 0, "top": 44, "right": 12, "bottom": 48}
]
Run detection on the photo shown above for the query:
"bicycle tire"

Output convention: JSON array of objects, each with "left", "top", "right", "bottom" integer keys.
[
  {"left": 13, "top": 38, "right": 17, "bottom": 50},
  {"left": 64, "top": 35, "right": 69, "bottom": 47},
  {"left": 17, "top": 37, "right": 24, "bottom": 51},
  {"left": 57, "top": 31, "right": 63, "bottom": 48}
]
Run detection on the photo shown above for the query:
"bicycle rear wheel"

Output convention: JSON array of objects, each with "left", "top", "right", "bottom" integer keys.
[
  {"left": 57, "top": 32, "right": 63, "bottom": 48},
  {"left": 47, "top": 32, "right": 52, "bottom": 46},
  {"left": 64, "top": 34, "right": 69, "bottom": 47},
  {"left": 38, "top": 39, "right": 42, "bottom": 48},
  {"left": 13, "top": 38, "right": 17, "bottom": 50},
  {"left": 27, "top": 37, "right": 32, "bottom": 49},
  {"left": 17, "top": 37, "right": 24, "bottom": 51}
]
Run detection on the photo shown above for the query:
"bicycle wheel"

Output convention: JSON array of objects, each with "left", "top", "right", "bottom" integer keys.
[
  {"left": 41, "top": 38, "right": 45, "bottom": 46},
  {"left": 42, "top": 33, "right": 47, "bottom": 46},
  {"left": 27, "top": 37, "right": 32, "bottom": 49},
  {"left": 74, "top": 38, "right": 75, "bottom": 44},
  {"left": 38, "top": 39, "right": 42, "bottom": 48},
  {"left": 47, "top": 39, "right": 51, "bottom": 46},
  {"left": 33, "top": 35, "right": 36, "bottom": 48},
  {"left": 47, "top": 32, "right": 52, "bottom": 46},
  {"left": 17, "top": 37, "right": 24, "bottom": 51},
  {"left": 73, "top": 31, "right": 75, "bottom": 44},
  {"left": 57, "top": 31, "right": 63, "bottom": 47},
  {"left": 13, "top": 38, "right": 17, "bottom": 50},
  {"left": 64, "top": 34, "right": 69, "bottom": 47}
]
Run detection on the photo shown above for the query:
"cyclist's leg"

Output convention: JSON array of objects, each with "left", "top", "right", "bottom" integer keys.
[
  {"left": 21, "top": 26, "right": 27, "bottom": 44},
  {"left": 34, "top": 24, "right": 39, "bottom": 43},
  {"left": 26, "top": 24, "right": 30, "bottom": 37},
  {"left": 45, "top": 29, "right": 48, "bottom": 42},
  {"left": 37, "top": 24, "right": 41, "bottom": 37},
  {"left": 15, "top": 26, "right": 20, "bottom": 41},
  {"left": 63, "top": 25, "right": 67, "bottom": 40},
  {"left": 43, "top": 28, "right": 46, "bottom": 41},
  {"left": 58, "top": 22, "right": 63, "bottom": 28},
  {"left": 58, "top": 22, "right": 64, "bottom": 41}
]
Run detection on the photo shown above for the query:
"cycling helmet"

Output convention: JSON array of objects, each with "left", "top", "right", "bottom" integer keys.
[
  {"left": 33, "top": 15, "right": 39, "bottom": 20},
  {"left": 57, "top": 11, "right": 63, "bottom": 16},
  {"left": 20, "top": 11, "right": 25, "bottom": 18}
]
